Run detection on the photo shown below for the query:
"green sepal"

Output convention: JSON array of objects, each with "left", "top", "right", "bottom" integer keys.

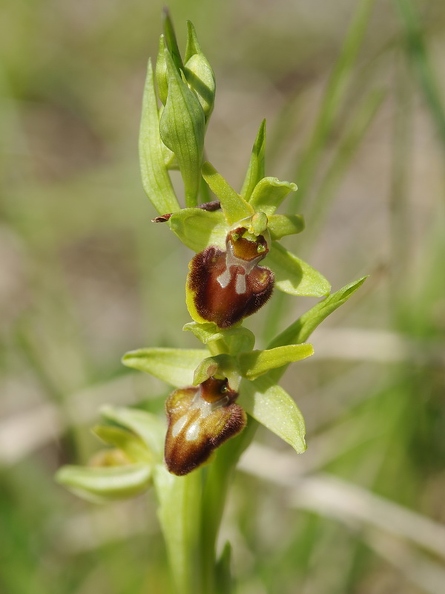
[
  {"left": 184, "top": 21, "right": 216, "bottom": 119},
  {"left": 55, "top": 463, "right": 152, "bottom": 503},
  {"left": 100, "top": 406, "right": 165, "bottom": 460},
  {"left": 269, "top": 276, "right": 368, "bottom": 348},
  {"left": 239, "top": 377, "right": 306, "bottom": 454},
  {"left": 202, "top": 161, "right": 254, "bottom": 225},
  {"left": 249, "top": 177, "right": 297, "bottom": 216},
  {"left": 238, "top": 344, "right": 314, "bottom": 380},
  {"left": 184, "top": 322, "right": 255, "bottom": 355},
  {"left": 92, "top": 425, "right": 153, "bottom": 464},
  {"left": 266, "top": 242, "right": 331, "bottom": 297},
  {"left": 268, "top": 214, "right": 305, "bottom": 240},
  {"left": 139, "top": 59, "right": 180, "bottom": 214},
  {"left": 193, "top": 354, "right": 239, "bottom": 389},
  {"left": 168, "top": 208, "right": 226, "bottom": 252},
  {"left": 160, "top": 47, "right": 205, "bottom": 208},
  {"left": 240, "top": 119, "right": 266, "bottom": 201},
  {"left": 122, "top": 347, "right": 209, "bottom": 388}
]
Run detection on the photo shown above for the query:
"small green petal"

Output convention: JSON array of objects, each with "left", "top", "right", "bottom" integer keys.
[
  {"left": 93, "top": 425, "right": 153, "bottom": 464},
  {"left": 100, "top": 406, "right": 166, "bottom": 460},
  {"left": 168, "top": 208, "right": 227, "bottom": 252},
  {"left": 238, "top": 344, "right": 314, "bottom": 380},
  {"left": 266, "top": 243, "right": 331, "bottom": 297},
  {"left": 240, "top": 119, "right": 266, "bottom": 201},
  {"left": 268, "top": 214, "right": 305, "bottom": 240},
  {"left": 55, "top": 463, "right": 152, "bottom": 503},
  {"left": 202, "top": 161, "right": 254, "bottom": 225},
  {"left": 249, "top": 177, "right": 297, "bottom": 216},
  {"left": 239, "top": 377, "right": 306, "bottom": 454},
  {"left": 122, "top": 347, "right": 209, "bottom": 388},
  {"left": 139, "top": 59, "right": 180, "bottom": 214}
]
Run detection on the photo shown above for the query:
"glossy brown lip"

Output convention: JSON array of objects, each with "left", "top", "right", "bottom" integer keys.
[
  {"left": 164, "top": 377, "right": 246, "bottom": 476},
  {"left": 187, "top": 231, "right": 274, "bottom": 328}
]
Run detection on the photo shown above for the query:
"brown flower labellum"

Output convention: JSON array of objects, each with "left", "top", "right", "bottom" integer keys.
[
  {"left": 164, "top": 376, "right": 246, "bottom": 476},
  {"left": 187, "top": 228, "right": 274, "bottom": 328}
]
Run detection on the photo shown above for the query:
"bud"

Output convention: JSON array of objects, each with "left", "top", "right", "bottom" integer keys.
[
  {"left": 165, "top": 377, "right": 246, "bottom": 475},
  {"left": 184, "top": 21, "right": 216, "bottom": 119},
  {"left": 186, "top": 228, "right": 274, "bottom": 328}
]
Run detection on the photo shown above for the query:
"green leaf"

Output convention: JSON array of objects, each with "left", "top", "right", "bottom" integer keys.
[
  {"left": 155, "top": 35, "right": 169, "bottom": 105},
  {"left": 238, "top": 344, "right": 313, "bottom": 380},
  {"left": 268, "top": 214, "right": 305, "bottom": 240},
  {"left": 139, "top": 59, "right": 180, "bottom": 214},
  {"left": 269, "top": 276, "right": 368, "bottom": 348},
  {"left": 240, "top": 120, "right": 266, "bottom": 201},
  {"left": 202, "top": 161, "right": 254, "bottom": 225},
  {"left": 93, "top": 425, "right": 153, "bottom": 464},
  {"left": 122, "top": 347, "right": 210, "bottom": 388},
  {"left": 160, "top": 48, "right": 205, "bottom": 208},
  {"left": 239, "top": 377, "right": 306, "bottom": 453},
  {"left": 168, "top": 208, "right": 227, "bottom": 252},
  {"left": 100, "top": 406, "right": 165, "bottom": 460},
  {"left": 249, "top": 177, "right": 297, "bottom": 216},
  {"left": 55, "top": 463, "right": 152, "bottom": 503},
  {"left": 266, "top": 242, "right": 331, "bottom": 297}
]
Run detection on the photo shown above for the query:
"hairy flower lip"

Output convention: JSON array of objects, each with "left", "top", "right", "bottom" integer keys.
[{"left": 164, "top": 377, "right": 246, "bottom": 475}]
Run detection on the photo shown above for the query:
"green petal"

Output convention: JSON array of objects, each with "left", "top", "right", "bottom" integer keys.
[
  {"left": 266, "top": 243, "right": 331, "bottom": 297},
  {"left": 122, "top": 347, "right": 210, "bottom": 387},
  {"left": 202, "top": 161, "right": 254, "bottom": 225},
  {"left": 249, "top": 177, "right": 297, "bottom": 216},
  {"left": 269, "top": 276, "right": 368, "bottom": 348},
  {"left": 239, "top": 377, "right": 306, "bottom": 454},
  {"left": 168, "top": 208, "right": 227, "bottom": 252},
  {"left": 238, "top": 344, "right": 314, "bottom": 380},
  {"left": 268, "top": 214, "right": 305, "bottom": 240},
  {"left": 55, "top": 463, "right": 152, "bottom": 503},
  {"left": 100, "top": 406, "right": 165, "bottom": 460},
  {"left": 93, "top": 425, "right": 153, "bottom": 464},
  {"left": 139, "top": 59, "right": 180, "bottom": 214},
  {"left": 240, "top": 120, "right": 266, "bottom": 201},
  {"left": 160, "top": 48, "right": 205, "bottom": 207}
]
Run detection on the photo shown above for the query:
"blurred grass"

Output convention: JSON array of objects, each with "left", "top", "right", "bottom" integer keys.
[{"left": 1, "top": 0, "right": 445, "bottom": 593}]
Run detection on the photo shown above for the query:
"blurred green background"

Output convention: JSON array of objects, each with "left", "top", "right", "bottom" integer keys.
[{"left": 1, "top": 0, "right": 445, "bottom": 592}]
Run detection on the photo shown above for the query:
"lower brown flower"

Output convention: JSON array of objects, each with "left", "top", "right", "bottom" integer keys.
[{"left": 165, "top": 377, "right": 246, "bottom": 476}]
